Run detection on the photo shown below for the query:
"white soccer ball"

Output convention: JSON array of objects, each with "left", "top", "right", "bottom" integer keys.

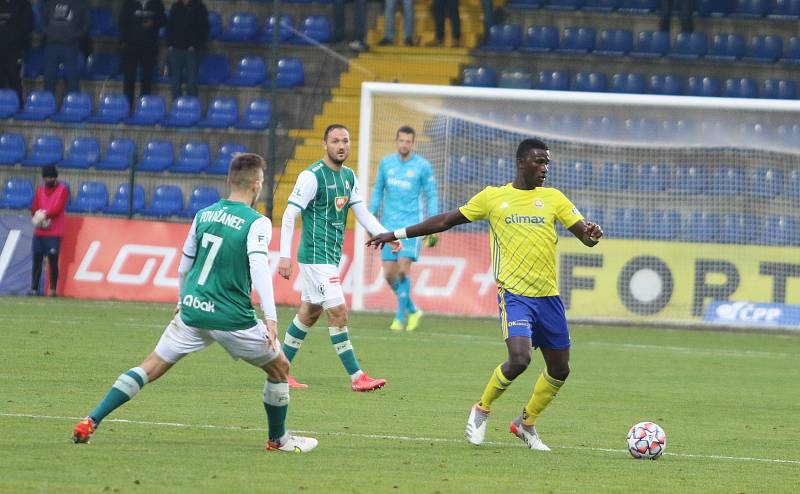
[{"left": 627, "top": 421, "right": 666, "bottom": 460}]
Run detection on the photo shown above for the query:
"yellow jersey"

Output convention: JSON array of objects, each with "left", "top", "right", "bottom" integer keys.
[{"left": 459, "top": 184, "right": 583, "bottom": 297}]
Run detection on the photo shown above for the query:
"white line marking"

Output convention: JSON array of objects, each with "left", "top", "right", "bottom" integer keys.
[{"left": 3, "top": 413, "right": 799, "bottom": 465}]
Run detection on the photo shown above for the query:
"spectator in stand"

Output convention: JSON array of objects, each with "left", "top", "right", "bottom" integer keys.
[
  {"left": 377, "top": 0, "right": 415, "bottom": 46},
  {"left": 427, "top": 0, "right": 460, "bottom": 48},
  {"left": 333, "top": 0, "right": 368, "bottom": 51},
  {"left": 118, "top": 0, "right": 165, "bottom": 106},
  {"left": 0, "top": 0, "right": 35, "bottom": 102},
  {"left": 42, "top": 0, "right": 89, "bottom": 95},
  {"left": 659, "top": 0, "right": 694, "bottom": 34},
  {"left": 29, "top": 165, "right": 69, "bottom": 298},
  {"left": 166, "top": 0, "right": 208, "bottom": 101}
]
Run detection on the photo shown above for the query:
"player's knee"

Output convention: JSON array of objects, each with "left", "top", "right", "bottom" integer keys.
[
  {"left": 547, "top": 362, "right": 570, "bottom": 381},
  {"left": 265, "top": 354, "right": 290, "bottom": 380},
  {"left": 327, "top": 305, "right": 348, "bottom": 327},
  {"left": 508, "top": 352, "right": 531, "bottom": 374}
]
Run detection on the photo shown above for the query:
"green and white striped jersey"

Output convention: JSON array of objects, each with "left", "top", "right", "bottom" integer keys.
[
  {"left": 180, "top": 200, "right": 271, "bottom": 331},
  {"left": 287, "top": 160, "right": 363, "bottom": 265}
]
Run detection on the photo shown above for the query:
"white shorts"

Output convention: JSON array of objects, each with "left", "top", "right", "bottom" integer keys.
[
  {"left": 298, "top": 263, "right": 346, "bottom": 309},
  {"left": 154, "top": 315, "right": 280, "bottom": 367}
]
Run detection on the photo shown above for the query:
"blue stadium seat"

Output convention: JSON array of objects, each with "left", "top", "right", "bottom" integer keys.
[
  {"left": 763, "top": 79, "right": 797, "bottom": 99},
  {"left": 745, "top": 35, "right": 784, "bottom": 62},
  {"left": 582, "top": 0, "right": 620, "bottom": 10},
  {"left": 648, "top": 74, "right": 683, "bottom": 95},
  {"left": 769, "top": 0, "right": 800, "bottom": 17},
  {"left": 67, "top": 181, "right": 109, "bottom": 213},
  {"left": 51, "top": 91, "right": 92, "bottom": 123},
  {"left": 574, "top": 72, "right": 608, "bottom": 92},
  {"left": 106, "top": 183, "right": 146, "bottom": 215},
  {"left": 622, "top": 118, "right": 659, "bottom": 140},
  {"left": 0, "top": 133, "right": 25, "bottom": 165},
  {"left": 707, "top": 33, "right": 746, "bottom": 60},
  {"left": 781, "top": 36, "right": 800, "bottom": 63},
  {"left": 234, "top": 99, "right": 272, "bottom": 130},
  {"left": 125, "top": 95, "right": 166, "bottom": 126},
  {"left": 697, "top": 0, "right": 734, "bottom": 15},
  {"left": 687, "top": 76, "right": 721, "bottom": 97},
  {"left": 208, "top": 11, "right": 223, "bottom": 40},
  {"left": 598, "top": 162, "right": 632, "bottom": 190},
  {"left": 584, "top": 116, "right": 619, "bottom": 138},
  {"left": 23, "top": 47, "right": 44, "bottom": 79},
  {"left": 611, "top": 208, "right": 645, "bottom": 238},
  {"left": 162, "top": 96, "right": 202, "bottom": 127},
  {"left": 788, "top": 169, "right": 800, "bottom": 198},
  {"left": 222, "top": 12, "right": 259, "bottom": 42},
  {"left": 171, "top": 142, "right": 210, "bottom": 174},
  {"left": 722, "top": 78, "right": 758, "bottom": 98},
  {"left": 660, "top": 119, "right": 695, "bottom": 140},
  {"left": 0, "top": 89, "right": 20, "bottom": 118},
  {"left": 90, "top": 6, "right": 116, "bottom": 36},
  {"left": 0, "top": 178, "right": 34, "bottom": 209},
  {"left": 135, "top": 140, "right": 174, "bottom": 172},
  {"left": 507, "top": 0, "right": 546, "bottom": 6},
  {"left": 618, "top": 0, "right": 659, "bottom": 11},
  {"left": 227, "top": 56, "right": 267, "bottom": 86},
  {"left": 633, "top": 164, "right": 669, "bottom": 191},
  {"left": 731, "top": 0, "right": 768, "bottom": 16},
  {"left": 761, "top": 215, "right": 798, "bottom": 245},
  {"left": 546, "top": 0, "right": 583, "bottom": 9},
  {"left": 547, "top": 113, "right": 582, "bottom": 133},
  {"left": 720, "top": 213, "right": 760, "bottom": 244},
  {"left": 258, "top": 15, "right": 294, "bottom": 43},
  {"left": 670, "top": 33, "right": 708, "bottom": 59},
  {"left": 553, "top": 160, "right": 593, "bottom": 189},
  {"left": 198, "top": 54, "right": 230, "bottom": 85},
  {"left": 276, "top": 57, "right": 304, "bottom": 88},
  {"left": 207, "top": 143, "right": 247, "bottom": 175},
  {"left": 710, "top": 166, "right": 745, "bottom": 195},
  {"left": 746, "top": 167, "right": 784, "bottom": 197},
  {"left": 84, "top": 53, "right": 120, "bottom": 80},
  {"left": 22, "top": 136, "right": 62, "bottom": 167},
  {"left": 558, "top": 27, "right": 595, "bottom": 54},
  {"left": 293, "top": 15, "right": 332, "bottom": 44},
  {"left": 140, "top": 185, "right": 184, "bottom": 217},
  {"left": 198, "top": 97, "right": 238, "bottom": 129},
  {"left": 96, "top": 138, "right": 136, "bottom": 171},
  {"left": 520, "top": 26, "right": 559, "bottom": 53},
  {"left": 595, "top": 29, "right": 633, "bottom": 56},
  {"left": 610, "top": 72, "right": 646, "bottom": 93},
  {"left": 462, "top": 67, "right": 497, "bottom": 87},
  {"left": 631, "top": 31, "right": 669, "bottom": 58},
  {"left": 499, "top": 70, "right": 534, "bottom": 89},
  {"left": 60, "top": 137, "right": 99, "bottom": 169},
  {"left": 671, "top": 165, "right": 708, "bottom": 194},
  {"left": 87, "top": 93, "right": 128, "bottom": 124},
  {"left": 683, "top": 211, "right": 721, "bottom": 243},
  {"left": 181, "top": 187, "right": 221, "bottom": 217},
  {"left": 15, "top": 90, "right": 55, "bottom": 121},
  {"left": 647, "top": 209, "right": 681, "bottom": 240},
  {"left": 483, "top": 24, "right": 523, "bottom": 50}
]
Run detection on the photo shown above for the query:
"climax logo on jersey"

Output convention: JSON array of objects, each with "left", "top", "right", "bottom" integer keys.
[
  {"left": 182, "top": 294, "right": 216, "bottom": 313},
  {"left": 335, "top": 196, "right": 349, "bottom": 211},
  {"left": 504, "top": 214, "right": 546, "bottom": 225}
]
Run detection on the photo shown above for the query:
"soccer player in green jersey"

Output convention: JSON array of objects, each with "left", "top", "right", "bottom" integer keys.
[
  {"left": 72, "top": 154, "right": 317, "bottom": 453},
  {"left": 278, "top": 124, "right": 399, "bottom": 391},
  {"left": 367, "top": 138, "right": 604, "bottom": 450}
]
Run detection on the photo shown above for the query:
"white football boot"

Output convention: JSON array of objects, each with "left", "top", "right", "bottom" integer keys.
[
  {"left": 509, "top": 416, "right": 551, "bottom": 451},
  {"left": 267, "top": 434, "right": 318, "bottom": 453},
  {"left": 465, "top": 404, "right": 490, "bottom": 445}
]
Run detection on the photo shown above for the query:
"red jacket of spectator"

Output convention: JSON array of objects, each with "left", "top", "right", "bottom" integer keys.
[{"left": 31, "top": 182, "right": 69, "bottom": 237}]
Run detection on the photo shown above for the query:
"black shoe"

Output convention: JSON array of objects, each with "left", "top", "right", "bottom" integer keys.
[
  {"left": 404, "top": 37, "right": 414, "bottom": 46},
  {"left": 377, "top": 38, "right": 393, "bottom": 46}
]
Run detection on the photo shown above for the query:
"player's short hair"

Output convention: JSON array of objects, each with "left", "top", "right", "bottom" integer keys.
[
  {"left": 516, "top": 138, "right": 549, "bottom": 160},
  {"left": 228, "top": 153, "right": 266, "bottom": 189},
  {"left": 324, "top": 124, "right": 349, "bottom": 141},
  {"left": 396, "top": 126, "right": 416, "bottom": 140}
]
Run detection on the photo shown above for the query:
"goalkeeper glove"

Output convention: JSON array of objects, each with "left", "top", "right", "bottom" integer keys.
[{"left": 423, "top": 233, "right": 439, "bottom": 248}]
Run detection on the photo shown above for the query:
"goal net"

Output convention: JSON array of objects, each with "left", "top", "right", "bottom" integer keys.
[{"left": 352, "top": 83, "right": 800, "bottom": 329}]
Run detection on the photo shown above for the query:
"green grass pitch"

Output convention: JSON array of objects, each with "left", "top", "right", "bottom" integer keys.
[{"left": 1, "top": 297, "right": 799, "bottom": 493}]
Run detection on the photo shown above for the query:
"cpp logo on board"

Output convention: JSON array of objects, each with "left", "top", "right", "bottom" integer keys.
[{"left": 704, "top": 301, "right": 800, "bottom": 328}]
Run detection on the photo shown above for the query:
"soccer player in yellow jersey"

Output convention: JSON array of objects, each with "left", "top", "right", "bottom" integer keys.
[{"left": 367, "top": 138, "right": 603, "bottom": 450}]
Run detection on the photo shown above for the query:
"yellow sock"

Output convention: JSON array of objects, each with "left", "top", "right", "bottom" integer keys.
[
  {"left": 522, "top": 369, "right": 565, "bottom": 426},
  {"left": 477, "top": 364, "right": 513, "bottom": 411}
]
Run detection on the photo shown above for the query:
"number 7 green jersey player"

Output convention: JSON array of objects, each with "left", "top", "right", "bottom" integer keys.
[{"left": 72, "top": 154, "right": 317, "bottom": 453}]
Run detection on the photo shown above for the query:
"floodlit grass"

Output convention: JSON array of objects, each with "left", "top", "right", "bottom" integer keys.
[{"left": 1, "top": 297, "right": 799, "bottom": 493}]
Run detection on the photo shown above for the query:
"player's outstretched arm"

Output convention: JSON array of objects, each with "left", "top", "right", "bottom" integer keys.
[
  {"left": 568, "top": 220, "right": 604, "bottom": 247},
  {"left": 366, "top": 209, "right": 471, "bottom": 249},
  {"left": 278, "top": 204, "right": 301, "bottom": 279}
]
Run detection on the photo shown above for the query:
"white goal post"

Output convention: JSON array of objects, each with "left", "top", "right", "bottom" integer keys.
[{"left": 353, "top": 82, "right": 800, "bottom": 329}]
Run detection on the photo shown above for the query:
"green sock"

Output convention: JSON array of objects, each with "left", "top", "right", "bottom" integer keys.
[
  {"left": 282, "top": 316, "right": 310, "bottom": 362},
  {"left": 263, "top": 380, "right": 289, "bottom": 442},
  {"left": 89, "top": 367, "right": 148, "bottom": 425},
  {"left": 329, "top": 326, "right": 362, "bottom": 378}
]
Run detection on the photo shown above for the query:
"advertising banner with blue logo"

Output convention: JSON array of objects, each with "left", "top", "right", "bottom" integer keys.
[
  {"left": 0, "top": 213, "right": 34, "bottom": 295},
  {"left": 704, "top": 301, "right": 800, "bottom": 329}
]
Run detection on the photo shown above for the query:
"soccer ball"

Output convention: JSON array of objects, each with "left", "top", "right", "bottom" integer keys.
[
  {"left": 32, "top": 209, "right": 50, "bottom": 229},
  {"left": 627, "top": 422, "right": 666, "bottom": 459}
]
